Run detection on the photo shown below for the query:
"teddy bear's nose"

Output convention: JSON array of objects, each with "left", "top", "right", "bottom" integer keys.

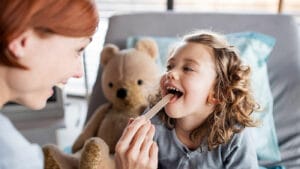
[{"left": 116, "top": 88, "right": 127, "bottom": 99}]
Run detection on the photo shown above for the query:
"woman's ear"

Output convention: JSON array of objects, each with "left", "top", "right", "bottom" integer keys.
[{"left": 8, "top": 30, "right": 31, "bottom": 58}]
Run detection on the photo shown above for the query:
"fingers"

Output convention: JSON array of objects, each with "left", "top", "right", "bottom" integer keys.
[
  {"left": 129, "top": 120, "right": 152, "bottom": 152},
  {"left": 135, "top": 124, "right": 158, "bottom": 169},
  {"left": 149, "top": 142, "right": 158, "bottom": 166},
  {"left": 115, "top": 116, "right": 148, "bottom": 168},
  {"left": 115, "top": 116, "right": 158, "bottom": 169},
  {"left": 139, "top": 124, "right": 155, "bottom": 157},
  {"left": 127, "top": 118, "right": 134, "bottom": 125},
  {"left": 116, "top": 116, "right": 147, "bottom": 154}
]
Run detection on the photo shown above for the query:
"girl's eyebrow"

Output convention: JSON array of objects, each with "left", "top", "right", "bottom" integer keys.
[
  {"left": 168, "top": 57, "right": 175, "bottom": 61},
  {"left": 184, "top": 58, "right": 200, "bottom": 66},
  {"left": 167, "top": 57, "right": 175, "bottom": 64}
]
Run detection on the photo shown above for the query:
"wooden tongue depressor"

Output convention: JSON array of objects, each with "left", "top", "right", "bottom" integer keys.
[{"left": 144, "top": 94, "right": 174, "bottom": 120}]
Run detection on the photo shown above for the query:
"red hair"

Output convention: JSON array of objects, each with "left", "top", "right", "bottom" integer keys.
[{"left": 0, "top": 0, "right": 99, "bottom": 68}]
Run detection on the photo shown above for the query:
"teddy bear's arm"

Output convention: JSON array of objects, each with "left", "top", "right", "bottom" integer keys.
[{"left": 71, "top": 103, "right": 112, "bottom": 153}]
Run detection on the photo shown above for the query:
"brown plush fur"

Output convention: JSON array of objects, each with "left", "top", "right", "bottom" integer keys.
[{"left": 43, "top": 38, "right": 161, "bottom": 169}]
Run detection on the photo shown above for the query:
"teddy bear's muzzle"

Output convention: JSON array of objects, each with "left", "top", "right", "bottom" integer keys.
[{"left": 116, "top": 88, "right": 127, "bottom": 99}]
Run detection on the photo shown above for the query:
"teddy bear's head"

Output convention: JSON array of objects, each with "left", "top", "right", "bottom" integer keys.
[{"left": 100, "top": 38, "right": 160, "bottom": 111}]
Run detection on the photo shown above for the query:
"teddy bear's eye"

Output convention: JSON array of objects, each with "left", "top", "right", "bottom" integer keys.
[
  {"left": 108, "top": 82, "right": 113, "bottom": 88},
  {"left": 137, "top": 79, "right": 143, "bottom": 85}
]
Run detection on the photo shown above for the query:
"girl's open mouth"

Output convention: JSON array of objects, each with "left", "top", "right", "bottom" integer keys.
[{"left": 166, "top": 86, "right": 183, "bottom": 102}]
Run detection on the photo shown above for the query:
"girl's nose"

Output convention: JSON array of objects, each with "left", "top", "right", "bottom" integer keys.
[{"left": 166, "top": 70, "right": 178, "bottom": 80}]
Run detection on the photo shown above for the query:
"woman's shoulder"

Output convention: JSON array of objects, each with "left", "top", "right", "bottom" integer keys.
[
  {"left": 0, "top": 113, "right": 42, "bottom": 150},
  {"left": 0, "top": 113, "right": 15, "bottom": 131},
  {"left": 0, "top": 113, "right": 44, "bottom": 168},
  {"left": 0, "top": 113, "right": 31, "bottom": 146}
]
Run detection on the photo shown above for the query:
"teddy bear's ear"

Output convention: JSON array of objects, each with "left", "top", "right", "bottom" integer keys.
[
  {"left": 135, "top": 38, "right": 158, "bottom": 60},
  {"left": 100, "top": 44, "right": 119, "bottom": 66}
]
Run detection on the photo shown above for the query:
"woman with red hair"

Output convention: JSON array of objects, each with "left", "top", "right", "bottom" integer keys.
[{"left": 0, "top": 0, "right": 99, "bottom": 168}]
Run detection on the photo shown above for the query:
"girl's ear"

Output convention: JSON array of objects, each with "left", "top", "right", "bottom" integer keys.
[
  {"left": 207, "top": 91, "right": 219, "bottom": 105},
  {"left": 8, "top": 30, "right": 31, "bottom": 58}
]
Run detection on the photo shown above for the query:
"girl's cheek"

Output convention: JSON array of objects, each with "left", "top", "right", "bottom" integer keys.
[
  {"left": 159, "top": 75, "right": 167, "bottom": 96},
  {"left": 159, "top": 75, "right": 166, "bottom": 88}
]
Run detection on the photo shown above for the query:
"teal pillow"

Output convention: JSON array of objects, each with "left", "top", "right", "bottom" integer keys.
[
  {"left": 260, "top": 166, "right": 285, "bottom": 169},
  {"left": 226, "top": 32, "right": 280, "bottom": 163},
  {"left": 127, "top": 32, "right": 281, "bottom": 163}
]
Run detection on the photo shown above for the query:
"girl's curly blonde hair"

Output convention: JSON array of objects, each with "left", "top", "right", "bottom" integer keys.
[{"left": 158, "top": 30, "right": 259, "bottom": 150}]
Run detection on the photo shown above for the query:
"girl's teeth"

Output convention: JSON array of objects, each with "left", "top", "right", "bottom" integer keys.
[{"left": 167, "top": 87, "right": 179, "bottom": 92}]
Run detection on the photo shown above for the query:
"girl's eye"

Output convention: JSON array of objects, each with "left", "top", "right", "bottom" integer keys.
[
  {"left": 166, "top": 64, "right": 173, "bottom": 71},
  {"left": 183, "top": 66, "right": 193, "bottom": 72}
]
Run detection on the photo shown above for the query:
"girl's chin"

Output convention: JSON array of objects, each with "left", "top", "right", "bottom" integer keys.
[{"left": 164, "top": 106, "right": 179, "bottom": 118}]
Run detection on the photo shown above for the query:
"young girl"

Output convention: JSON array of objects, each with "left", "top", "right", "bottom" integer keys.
[{"left": 115, "top": 30, "right": 259, "bottom": 169}]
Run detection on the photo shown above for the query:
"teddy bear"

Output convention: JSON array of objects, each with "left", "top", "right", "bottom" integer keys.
[{"left": 43, "top": 38, "right": 161, "bottom": 169}]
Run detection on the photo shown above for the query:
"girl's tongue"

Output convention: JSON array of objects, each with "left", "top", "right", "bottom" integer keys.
[
  {"left": 169, "top": 95, "right": 178, "bottom": 103},
  {"left": 167, "top": 90, "right": 183, "bottom": 103}
]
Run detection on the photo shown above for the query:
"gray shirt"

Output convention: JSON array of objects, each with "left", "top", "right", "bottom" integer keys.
[
  {"left": 153, "top": 120, "right": 259, "bottom": 169},
  {"left": 0, "top": 113, "right": 44, "bottom": 169}
]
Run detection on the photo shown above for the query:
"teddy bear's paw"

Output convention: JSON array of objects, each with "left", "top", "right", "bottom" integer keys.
[
  {"left": 43, "top": 144, "right": 63, "bottom": 169},
  {"left": 80, "top": 137, "right": 111, "bottom": 169},
  {"left": 43, "top": 144, "right": 78, "bottom": 169}
]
